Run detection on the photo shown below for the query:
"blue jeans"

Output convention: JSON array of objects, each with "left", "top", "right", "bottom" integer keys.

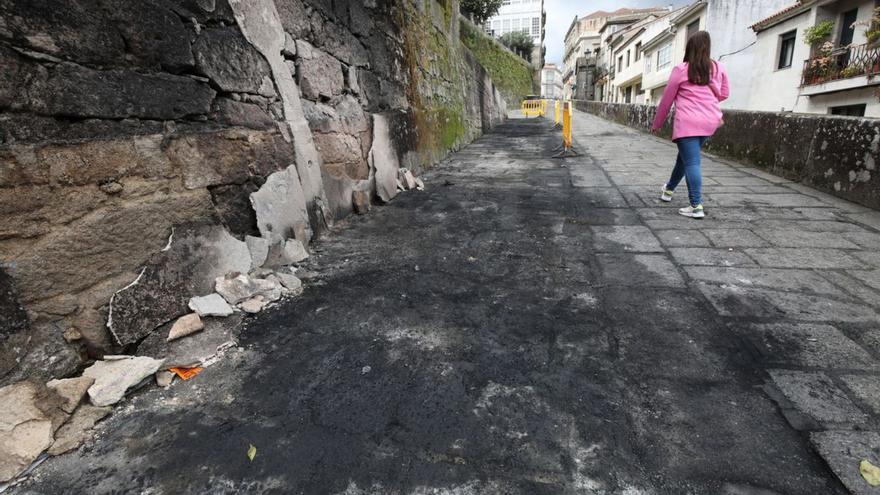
[{"left": 666, "top": 136, "right": 709, "bottom": 207}]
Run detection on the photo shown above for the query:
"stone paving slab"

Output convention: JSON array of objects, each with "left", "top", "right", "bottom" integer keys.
[
  {"left": 590, "top": 225, "right": 663, "bottom": 253},
  {"left": 745, "top": 248, "right": 865, "bottom": 269},
  {"left": 596, "top": 253, "right": 685, "bottom": 288},
  {"left": 811, "top": 431, "right": 880, "bottom": 495},
  {"left": 668, "top": 247, "right": 757, "bottom": 267},
  {"left": 741, "top": 323, "right": 877, "bottom": 370},
  {"left": 769, "top": 370, "right": 869, "bottom": 426},
  {"left": 684, "top": 266, "right": 847, "bottom": 297}
]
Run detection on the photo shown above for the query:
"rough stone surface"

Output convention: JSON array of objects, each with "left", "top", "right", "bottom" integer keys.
[
  {"left": 167, "top": 313, "right": 205, "bottom": 342},
  {"left": 245, "top": 235, "right": 270, "bottom": 268},
  {"left": 155, "top": 371, "right": 175, "bottom": 388},
  {"left": 188, "top": 294, "right": 234, "bottom": 317},
  {"left": 741, "top": 323, "right": 877, "bottom": 370},
  {"left": 0, "top": 381, "right": 66, "bottom": 482},
  {"left": 215, "top": 274, "right": 282, "bottom": 305},
  {"left": 591, "top": 226, "right": 663, "bottom": 253},
  {"left": 274, "top": 272, "right": 303, "bottom": 295},
  {"left": 193, "top": 28, "right": 273, "bottom": 95},
  {"left": 769, "top": 370, "right": 868, "bottom": 426},
  {"left": 82, "top": 357, "right": 164, "bottom": 407},
  {"left": 369, "top": 113, "right": 400, "bottom": 203},
  {"left": 266, "top": 239, "right": 310, "bottom": 266},
  {"left": 240, "top": 297, "right": 267, "bottom": 314},
  {"left": 250, "top": 167, "right": 312, "bottom": 244},
  {"left": 811, "top": 431, "right": 880, "bottom": 495},
  {"left": 46, "top": 377, "right": 94, "bottom": 414},
  {"left": 138, "top": 315, "right": 243, "bottom": 369},
  {"left": 297, "top": 44, "right": 344, "bottom": 100},
  {"left": 47, "top": 405, "right": 111, "bottom": 456},
  {"left": 352, "top": 190, "right": 371, "bottom": 214},
  {"left": 0, "top": 267, "right": 28, "bottom": 338},
  {"left": 109, "top": 225, "right": 251, "bottom": 346}
]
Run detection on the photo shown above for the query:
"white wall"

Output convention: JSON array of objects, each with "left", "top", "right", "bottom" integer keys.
[
  {"left": 705, "top": 0, "right": 795, "bottom": 109},
  {"left": 748, "top": 12, "right": 814, "bottom": 112},
  {"left": 798, "top": 86, "right": 880, "bottom": 117}
]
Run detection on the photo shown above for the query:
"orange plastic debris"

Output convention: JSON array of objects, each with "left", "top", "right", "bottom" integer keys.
[{"left": 168, "top": 366, "right": 203, "bottom": 380}]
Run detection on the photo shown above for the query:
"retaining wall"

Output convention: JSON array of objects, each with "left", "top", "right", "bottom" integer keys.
[
  {"left": 0, "top": 0, "right": 508, "bottom": 384},
  {"left": 573, "top": 100, "right": 880, "bottom": 210}
]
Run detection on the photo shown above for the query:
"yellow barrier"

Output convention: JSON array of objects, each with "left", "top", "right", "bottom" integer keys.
[
  {"left": 521, "top": 99, "right": 546, "bottom": 118},
  {"left": 554, "top": 100, "right": 561, "bottom": 127},
  {"left": 552, "top": 101, "right": 578, "bottom": 158}
]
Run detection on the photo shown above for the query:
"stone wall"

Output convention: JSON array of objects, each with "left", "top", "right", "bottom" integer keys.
[
  {"left": 459, "top": 17, "right": 534, "bottom": 108},
  {"left": 573, "top": 100, "right": 880, "bottom": 210},
  {"left": 0, "top": 0, "right": 507, "bottom": 384}
]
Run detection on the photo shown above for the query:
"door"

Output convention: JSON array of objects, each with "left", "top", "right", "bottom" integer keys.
[{"left": 840, "top": 9, "right": 858, "bottom": 47}]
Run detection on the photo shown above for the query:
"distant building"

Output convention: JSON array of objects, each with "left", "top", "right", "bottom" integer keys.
[
  {"left": 563, "top": 8, "right": 669, "bottom": 100},
  {"left": 541, "top": 63, "right": 563, "bottom": 98},
  {"left": 483, "top": 0, "right": 546, "bottom": 68},
  {"left": 749, "top": 0, "right": 879, "bottom": 117}
]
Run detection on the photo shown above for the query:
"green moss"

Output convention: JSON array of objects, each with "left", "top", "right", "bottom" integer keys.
[{"left": 459, "top": 19, "right": 533, "bottom": 105}]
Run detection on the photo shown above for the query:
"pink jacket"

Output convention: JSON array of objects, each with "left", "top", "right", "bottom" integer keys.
[{"left": 652, "top": 61, "right": 729, "bottom": 141}]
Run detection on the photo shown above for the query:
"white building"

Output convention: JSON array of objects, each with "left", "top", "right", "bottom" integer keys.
[
  {"left": 484, "top": 0, "right": 546, "bottom": 68},
  {"left": 610, "top": 12, "right": 673, "bottom": 104},
  {"left": 749, "top": 0, "right": 879, "bottom": 117},
  {"left": 541, "top": 63, "right": 563, "bottom": 98}
]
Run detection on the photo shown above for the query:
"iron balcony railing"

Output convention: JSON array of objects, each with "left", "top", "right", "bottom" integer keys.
[{"left": 801, "top": 42, "right": 880, "bottom": 87}]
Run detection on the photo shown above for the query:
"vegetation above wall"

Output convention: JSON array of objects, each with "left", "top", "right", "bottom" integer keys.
[{"left": 460, "top": 19, "right": 534, "bottom": 106}]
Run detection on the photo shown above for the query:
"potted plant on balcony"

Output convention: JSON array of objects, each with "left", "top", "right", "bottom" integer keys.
[
  {"left": 804, "top": 41, "right": 835, "bottom": 85},
  {"left": 804, "top": 20, "right": 835, "bottom": 48},
  {"left": 855, "top": 7, "right": 880, "bottom": 48}
]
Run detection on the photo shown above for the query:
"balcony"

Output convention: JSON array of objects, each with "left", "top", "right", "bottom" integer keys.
[{"left": 801, "top": 43, "right": 880, "bottom": 92}]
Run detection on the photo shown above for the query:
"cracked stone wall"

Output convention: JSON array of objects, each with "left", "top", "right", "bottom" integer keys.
[
  {"left": 0, "top": 0, "right": 507, "bottom": 384},
  {"left": 574, "top": 100, "right": 880, "bottom": 210}
]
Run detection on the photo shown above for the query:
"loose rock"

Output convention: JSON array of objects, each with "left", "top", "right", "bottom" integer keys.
[
  {"left": 215, "top": 273, "right": 282, "bottom": 305},
  {"left": 274, "top": 272, "right": 304, "bottom": 295},
  {"left": 399, "top": 168, "right": 417, "bottom": 190},
  {"left": 83, "top": 356, "right": 164, "bottom": 407},
  {"left": 167, "top": 313, "right": 204, "bottom": 342},
  {"left": 46, "top": 376, "right": 95, "bottom": 414},
  {"left": 239, "top": 297, "right": 266, "bottom": 314},
  {"left": 155, "top": 371, "right": 175, "bottom": 388},
  {"left": 0, "top": 381, "right": 66, "bottom": 482},
  {"left": 352, "top": 190, "right": 371, "bottom": 214},
  {"left": 47, "top": 405, "right": 111, "bottom": 456},
  {"left": 266, "top": 239, "right": 310, "bottom": 267},
  {"left": 245, "top": 235, "right": 270, "bottom": 269},
  {"left": 188, "top": 294, "right": 234, "bottom": 317}
]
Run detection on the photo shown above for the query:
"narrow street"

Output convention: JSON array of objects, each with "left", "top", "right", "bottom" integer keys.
[{"left": 19, "top": 111, "right": 880, "bottom": 494}]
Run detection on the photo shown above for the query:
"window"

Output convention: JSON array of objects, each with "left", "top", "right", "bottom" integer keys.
[
  {"left": 521, "top": 18, "right": 530, "bottom": 34},
  {"left": 657, "top": 42, "right": 672, "bottom": 70},
  {"left": 634, "top": 42, "right": 642, "bottom": 62},
  {"left": 830, "top": 104, "right": 866, "bottom": 117},
  {"left": 532, "top": 17, "right": 540, "bottom": 35},
  {"left": 646, "top": 50, "right": 653, "bottom": 72},
  {"left": 502, "top": 19, "right": 510, "bottom": 34},
  {"left": 840, "top": 9, "right": 858, "bottom": 46},
  {"left": 618, "top": 55, "right": 623, "bottom": 70},
  {"left": 687, "top": 19, "right": 700, "bottom": 39},
  {"left": 626, "top": 50, "right": 630, "bottom": 67},
  {"left": 778, "top": 30, "right": 796, "bottom": 69}
]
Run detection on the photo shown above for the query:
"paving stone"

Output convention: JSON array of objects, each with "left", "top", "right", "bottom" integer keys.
[
  {"left": 655, "top": 230, "right": 711, "bottom": 247},
  {"left": 569, "top": 167, "right": 611, "bottom": 187},
  {"left": 753, "top": 229, "right": 861, "bottom": 249},
  {"left": 811, "top": 431, "right": 880, "bottom": 495},
  {"left": 768, "top": 370, "right": 868, "bottom": 426},
  {"left": 702, "top": 229, "right": 768, "bottom": 248},
  {"left": 697, "top": 283, "right": 880, "bottom": 322},
  {"left": 746, "top": 248, "right": 863, "bottom": 269},
  {"left": 741, "top": 323, "right": 876, "bottom": 370},
  {"left": 841, "top": 375, "right": 880, "bottom": 415},
  {"left": 710, "top": 193, "right": 830, "bottom": 208},
  {"left": 685, "top": 266, "right": 845, "bottom": 297},
  {"left": 591, "top": 226, "right": 663, "bottom": 253},
  {"left": 820, "top": 271, "right": 880, "bottom": 307},
  {"left": 668, "top": 248, "right": 756, "bottom": 267},
  {"left": 849, "top": 270, "right": 880, "bottom": 292},
  {"left": 596, "top": 254, "right": 685, "bottom": 288},
  {"left": 843, "top": 231, "right": 880, "bottom": 250},
  {"left": 576, "top": 188, "right": 628, "bottom": 208}
]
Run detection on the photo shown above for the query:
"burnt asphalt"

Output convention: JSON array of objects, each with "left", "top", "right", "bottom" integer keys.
[{"left": 17, "top": 116, "right": 855, "bottom": 494}]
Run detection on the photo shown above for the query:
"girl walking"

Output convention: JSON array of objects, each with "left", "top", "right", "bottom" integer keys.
[{"left": 651, "top": 31, "right": 729, "bottom": 219}]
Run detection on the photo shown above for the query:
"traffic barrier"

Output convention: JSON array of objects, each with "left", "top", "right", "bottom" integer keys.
[
  {"left": 553, "top": 100, "right": 561, "bottom": 128},
  {"left": 552, "top": 101, "right": 578, "bottom": 159},
  {"left": 521, "top": 99, "right": 545, "bottom": 118}
]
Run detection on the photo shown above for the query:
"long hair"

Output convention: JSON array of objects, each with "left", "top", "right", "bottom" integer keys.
[{"left": 684, "top": 31, "right": 712, "bottom": 85}]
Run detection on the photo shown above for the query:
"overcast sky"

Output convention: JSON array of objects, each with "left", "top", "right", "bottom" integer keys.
[{"left": 544, "top": 0, "right": 691, "bottom": 67}]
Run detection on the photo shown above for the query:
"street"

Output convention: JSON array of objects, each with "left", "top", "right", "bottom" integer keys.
[{"left": 18, "top": 111, "right": 880, "bottom": 494}]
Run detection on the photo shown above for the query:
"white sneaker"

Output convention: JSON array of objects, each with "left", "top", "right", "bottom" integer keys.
[
  {"left": 660, "top": 185, "right": 674, "bottom": 202},
  {"left": 679, "top": 205, "right": 705, "bottom": 219}
]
